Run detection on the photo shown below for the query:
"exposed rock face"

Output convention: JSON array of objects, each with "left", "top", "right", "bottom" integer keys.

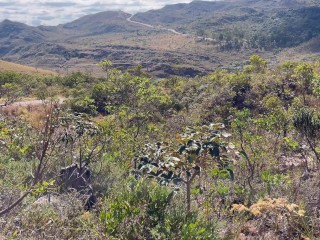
[
  {"left": 59, "top": 163, "right": 96, "bottom": 209},
  {"left": 60, "top": 163, "right": 91, "bottom": 192}
]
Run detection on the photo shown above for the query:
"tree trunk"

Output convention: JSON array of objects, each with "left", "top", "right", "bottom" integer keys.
[{"left": 186, "top": 179, "right": 191, "bottom": 214}]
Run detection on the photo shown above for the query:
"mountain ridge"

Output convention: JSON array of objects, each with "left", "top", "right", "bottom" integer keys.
[{"left": 0, "top": 1, "right": 319, "bottom": 78}]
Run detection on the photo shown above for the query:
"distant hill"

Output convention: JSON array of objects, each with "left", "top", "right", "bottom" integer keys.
[
  {"left": 0, "top": 60, "right": 57, "bottom": 75},
  {"left": 0, "top": 11, "right": 149, "bottom": 73},
  {"left": 0, "top": 2, "right": 319, "bottom": 78},
  {"left": 0, "top": 10, "right": 143, "bottom": 43},
  {"left": 133, "top": 0, "right": 320, "bottom": 49},
  {"left": 133, "top": 0, "right": 297, "bottom": 26},
  {"left": 0, "top": 19, "right": 45, "bottom": 41},
  {"left": 133, "top": 1, "right": 241, "bottom": 26},
  {"left": 61, "top": 11, "right": 136, "bottom": 36},
  {"left": 0, "top": 20, "right": 46, "bottom": 56}
]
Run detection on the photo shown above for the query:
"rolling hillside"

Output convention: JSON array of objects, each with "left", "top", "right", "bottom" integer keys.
[
  {"left": 133, "top": 0, "right": 320, "bottom": 49},
  {"left": 61, "top": 11, "right": 137, "bottom": 36},
  {"left": 0, "top": 60, "right": 57, "bottom": 75},
  {"left": 0, "top": 1, "right": 319, "bottom": 78}
]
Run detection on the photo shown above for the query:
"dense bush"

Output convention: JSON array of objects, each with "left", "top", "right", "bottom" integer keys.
[{"left": 1, "top": 58, "right": 320, "bottom": 239}]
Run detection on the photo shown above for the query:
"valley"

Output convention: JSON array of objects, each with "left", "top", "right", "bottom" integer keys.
[{"left": 1, "top": 0, "right": 319, "bottom": 78}]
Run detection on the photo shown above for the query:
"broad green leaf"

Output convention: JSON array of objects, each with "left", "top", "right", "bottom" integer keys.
[
  {"left": 226, "top": 168, "right": 234, "bottom": 181},
  {"left": 210, "top": 146, "right": 220, "bottom": 157},
  {"left": 178, "top": 145, "right": 186, "bottom": 154},
  {"left": 187, "top": 140, "right": 194, "bottom": 146},
  {"left": 195, "top": 148, "right": 201, "bottom": 156},
  {"left": 239, "top": 150, "right": 249, "bottom": 159}
]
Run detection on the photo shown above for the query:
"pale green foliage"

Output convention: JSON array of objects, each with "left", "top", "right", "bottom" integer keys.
[
  {"left": 2, "top": 57, "right": 320, "bottom": 239},
  {"left": 0, "top": 83, "right": 21, "bottom": 105},
  {"left": 99, "top": 177, "right": 218, "bottom": 239},
  {"left": 312, "top": 73, "right": 320, "bottom": 96},
  {"left": 246, "top": 55, "right": 267, "bottom": 72},
  {"left": 293, "top": 63, "right": 315, "bottom": 101},
  {"left": 98, "top": 59, "right": 113, "bottom": 72}
]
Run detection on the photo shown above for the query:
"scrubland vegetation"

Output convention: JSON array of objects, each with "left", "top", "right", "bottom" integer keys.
[{"left": 1, "top": 56, "right": 320, "bottom": 239}]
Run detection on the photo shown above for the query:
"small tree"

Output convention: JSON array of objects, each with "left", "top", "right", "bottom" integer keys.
[
  {"left": 293, "top": 107, "right": 320, "bottom": 163},
  {"left": 98, "top": 60, "right": 113, "bottom": 80},
  {"left": 0, "top": 83, "right": 21, "bottom": 106},
  {"left": 293, "top": 63, "right": 315, "bottom": 104},
  {"left": 0, "top": 104, "right": 110, "bottom": 216},
  {"left": 0, "top": 101, "right": 60, "bottom": 216},
  {"left": 135, "top": 123, "right": 235, "bottom": 214},
  {"left": 246, "top": 55, "right": 268, "bottom": 73}
]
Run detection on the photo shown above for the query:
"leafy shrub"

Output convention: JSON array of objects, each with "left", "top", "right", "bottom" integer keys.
[
  {"left": 99, "top": 177, "right": 174, "bottom": 239},
  {"left": 70, "top": 96, "right": 97, "bottom": 115},
  {"left": 100, "top": 177, "right": 219, "bottom": 240}
]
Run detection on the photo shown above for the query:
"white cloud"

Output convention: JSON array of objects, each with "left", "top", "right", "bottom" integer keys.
[{"left": 0, "top": 0, "right": 202, "bottom": 26}]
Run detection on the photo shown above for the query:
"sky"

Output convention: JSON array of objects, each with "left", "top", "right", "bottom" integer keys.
[{"left": 0, "top": 0, "right": 205, "bottom": 26}]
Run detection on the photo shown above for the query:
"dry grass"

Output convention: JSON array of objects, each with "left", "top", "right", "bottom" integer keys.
[
  {"left": 77, "top": 31, "right": 218, "bottom": 53},
  {"left": 0, "top": 60, "right": 57, "bottom": 76},
  {"left": 62, "top": 30, "right": 273, "bottom": 75},
  {"left": 277, "top": 37, "right": 320, "bottom": 63},
  {"left": 0, "top": 104, "right": 54, "bottom": 128}
]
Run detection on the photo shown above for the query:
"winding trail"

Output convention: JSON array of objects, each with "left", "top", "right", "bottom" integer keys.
[
  {"left": 127, "top": 15, "right": 214, "bottom": 42},
  {"left": 0, "top": 98, "right": 65, "bottom": 108},
  {"left": 127, "top": 15, "right": 155, "bottom": 29}
]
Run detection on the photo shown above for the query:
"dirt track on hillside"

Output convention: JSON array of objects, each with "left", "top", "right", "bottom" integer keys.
[
  {"left": 126, "top": 15, "right": 214, "bottom": 41},
  {"left": 0, "top": 98, "right": 65, "bottom": 108}
]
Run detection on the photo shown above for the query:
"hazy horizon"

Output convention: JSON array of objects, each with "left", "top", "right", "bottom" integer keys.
[{"left": 0, "top": 0, "right": 217, "bottom": 26}]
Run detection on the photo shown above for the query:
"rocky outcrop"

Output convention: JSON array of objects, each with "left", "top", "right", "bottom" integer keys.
[{"left": 59, "top": 163, "right": 96, "bottom": 209}]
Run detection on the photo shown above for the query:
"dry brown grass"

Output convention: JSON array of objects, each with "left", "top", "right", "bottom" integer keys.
[
  {"left": 78, "top": 31, "right": 218, "bottom": 53},
  {"left": 0, "top": 104, "right": 52, "bottom": 128},
  {"left": 67, "top": 30, "right": 271, "bottom": 76},
  {"left": 0, "top": 60, "right": 57, "bottom": 76},
  {"left": 277, "top": 37, "right": 320, "bottom": 64}
]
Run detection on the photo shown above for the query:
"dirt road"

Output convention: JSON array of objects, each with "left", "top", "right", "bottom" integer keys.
[
  {"left": 127, "top": 15, "right": 214, "bottom": 41},
  {"left": 0, "top": 98, "right": 65, "bottom": 108}
]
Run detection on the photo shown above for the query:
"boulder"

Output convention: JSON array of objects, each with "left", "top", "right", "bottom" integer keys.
[{"left": 59, "top": 163, "right": 96, "bottom": 209}]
